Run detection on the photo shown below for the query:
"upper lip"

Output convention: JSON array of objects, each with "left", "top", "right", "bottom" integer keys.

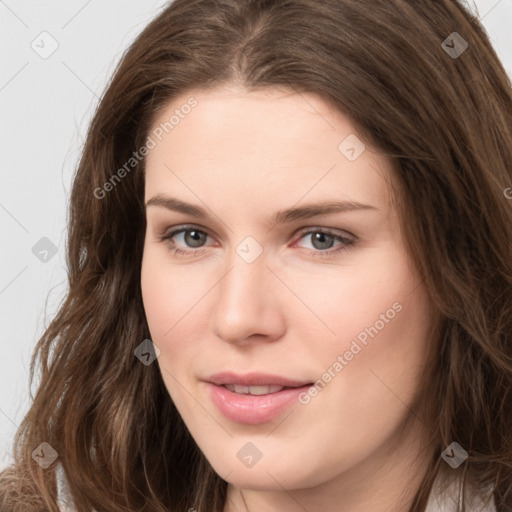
[{"left": 205, "top": 372, "right": 313, "bottom": 388}]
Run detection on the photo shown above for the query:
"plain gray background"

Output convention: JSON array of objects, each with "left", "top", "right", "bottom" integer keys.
[{"left": 1, "top": 0, "right": 511, "bottom": 467}]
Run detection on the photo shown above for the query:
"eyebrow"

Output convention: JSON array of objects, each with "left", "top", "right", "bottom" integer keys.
[{"left": 145, "top": 195, "right": 377, "bottom": 224}]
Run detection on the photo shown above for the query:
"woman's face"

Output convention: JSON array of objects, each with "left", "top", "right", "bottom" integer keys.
[{"left": 141, "top": 85, "right": 434, "bottom": 498}]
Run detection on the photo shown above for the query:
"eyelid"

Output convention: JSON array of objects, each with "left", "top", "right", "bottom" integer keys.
[
  {"left": 159, "top": 223, "right": 215, "bottom": 241},
  {"left": 292, "top": 225, "right": 356, "bottom": 242}
]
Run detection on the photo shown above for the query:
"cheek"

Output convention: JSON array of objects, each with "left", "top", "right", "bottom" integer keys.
[
  {"left": 141, "top": 248, "right": 216, "bottom": 392},
  {"left": 141, "top": 248, "right": 204, "bottom": 340},
  {"left": 301, "top": 246, "right": 433, "bottom": 411},
  {"left": 290, "top": 271, "right": 433, "bottom": 482},
  {"left": 141, "top": 251, "right": 199, "bottom": 409},
  {"left": 356, "top": 258, "right": 431, "bottom": 374},
  {"left": 295, "top": 247, "right": 429, "bottom": 362}
]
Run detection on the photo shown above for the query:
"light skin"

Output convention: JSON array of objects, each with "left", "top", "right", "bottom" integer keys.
[{"left": 141, "top": 85, "right": 436, "bottom": 511}]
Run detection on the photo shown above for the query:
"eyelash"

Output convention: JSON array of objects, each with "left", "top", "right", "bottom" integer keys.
[{"left": 158, "top": 224, "right": 356, "bottom": 259}]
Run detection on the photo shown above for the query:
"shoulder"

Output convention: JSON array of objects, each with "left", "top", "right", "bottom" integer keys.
[
  {"left": 425, "top": 470, "right": 496, "bottom": 512},
  {"left": 56, "top": 465, "right": 81, "bottom": 512}
]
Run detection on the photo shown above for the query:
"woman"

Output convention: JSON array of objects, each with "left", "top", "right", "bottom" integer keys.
[{"left": 1, "top": 0, "right": 511, "bottom": 510}]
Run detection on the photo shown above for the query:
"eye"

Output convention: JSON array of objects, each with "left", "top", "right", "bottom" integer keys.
[
  {"left": 159, "top": 225, "right": 213, "bottom": 256},
  {"left": 293, "top": 227, "right": 356, "bottom": 259},
  {"left": 158, "top": 224, "right": 357, "bottom": 259}
]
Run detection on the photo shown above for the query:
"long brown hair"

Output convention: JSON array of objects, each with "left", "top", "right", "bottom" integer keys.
[{"left": 1, "top": 0, "right": 512, "bottom": 510}]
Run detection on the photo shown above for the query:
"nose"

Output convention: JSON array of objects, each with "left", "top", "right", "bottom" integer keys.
[{"left": 210, "top": 248, "right": 286, "bottom": 345}]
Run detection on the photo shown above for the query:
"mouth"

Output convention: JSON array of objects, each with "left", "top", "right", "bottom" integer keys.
[
  {"left": 204, "top": 372, "right": 314, "bottom": 424},
  {"left": 222, "top": 383, "right": 294, "bottom": 395}
]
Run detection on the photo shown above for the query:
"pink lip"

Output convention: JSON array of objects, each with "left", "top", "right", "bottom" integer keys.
[
  {"left": 204, "top": 372, "right": 313, "bottom": 425},
  {"left": 205, "top": 371, "right": 312, "bottom": 388}
]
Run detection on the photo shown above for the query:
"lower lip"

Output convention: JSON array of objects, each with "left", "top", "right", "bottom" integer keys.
[{"left": 206, "top": 383, "right": 313, "bottom": 425}]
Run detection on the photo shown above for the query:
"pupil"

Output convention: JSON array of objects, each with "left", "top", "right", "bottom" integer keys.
[
  {"left": 313, "top": 232, "right": 333, "bottom": 250},
  {"left": 186, "top": 230, "right": 205, "bottom": 247}
]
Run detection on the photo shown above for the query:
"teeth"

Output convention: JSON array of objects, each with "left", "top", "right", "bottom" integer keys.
[{"left": 225, "top": 384, "right": 285, "bottom": 395}]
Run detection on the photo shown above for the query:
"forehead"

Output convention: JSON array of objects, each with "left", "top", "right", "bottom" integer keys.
[{"left": 144, "top": 86, "right": 393, "bottom": 213}]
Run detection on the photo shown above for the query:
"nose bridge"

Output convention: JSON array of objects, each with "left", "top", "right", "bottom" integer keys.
[
  {"left": 211, "top": 239, "right": 283, "bottom": 343},
  {"left": 222, "top": 232, "right": 268, "bottom": 297},
  {"left": 219, "top": 244, "right": 267, "bottom": 316}
]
